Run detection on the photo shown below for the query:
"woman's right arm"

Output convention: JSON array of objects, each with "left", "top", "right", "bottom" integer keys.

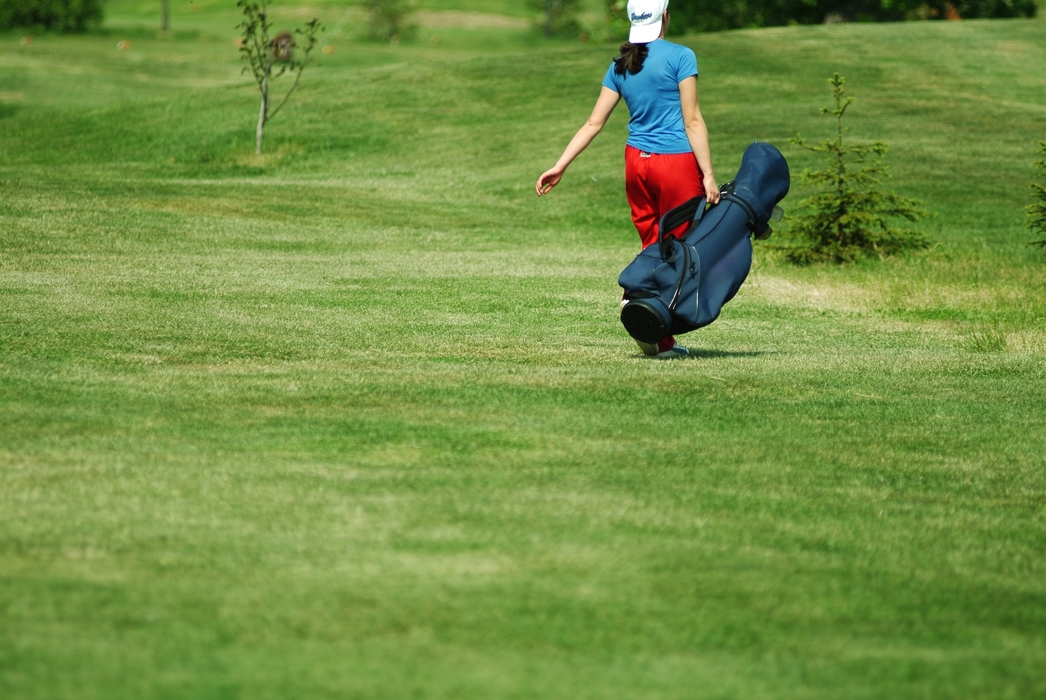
[
  {"left": 536, "top": 87, "right": 621, "bottom": 196},
  {"left": 679, "top": 76, "right": 720, "bottom": 204}
]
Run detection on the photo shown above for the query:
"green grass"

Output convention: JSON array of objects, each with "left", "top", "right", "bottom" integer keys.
[{"left": 2, "top": 6, "right": 1046, "bottom": 699}]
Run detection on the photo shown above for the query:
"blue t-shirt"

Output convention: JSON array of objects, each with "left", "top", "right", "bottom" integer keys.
[{"left": 601, "top": 39, "right": 698, "bottom": 155}]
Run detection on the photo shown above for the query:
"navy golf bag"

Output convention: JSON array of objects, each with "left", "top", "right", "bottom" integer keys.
[{"left": 618, "top": 141, "right": 790, "bottom": 343}]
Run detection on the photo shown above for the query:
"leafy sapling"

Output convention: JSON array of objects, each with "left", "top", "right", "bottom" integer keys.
[
  {"left": 1028, "top": 141, "right": 1046, "bottom": 248},
  {"left": 237, "top": 0, "right": 321, "bottom": 155},
  {"left": 787, "top": 74, "right": 930, "bottom": 264}
]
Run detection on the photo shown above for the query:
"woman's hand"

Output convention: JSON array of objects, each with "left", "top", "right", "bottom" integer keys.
[
  {"left": 536, "top": 166, "right": 565, "bottom": 196},
  {"left": 704, "top": 172, "right": 720, "bottom": 204}
]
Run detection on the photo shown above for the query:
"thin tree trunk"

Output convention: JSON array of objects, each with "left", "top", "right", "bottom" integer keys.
[
  {"left": 256, "top": 73, "right": 268, "bottom": 155},
  {"left": 161, "top": 0, "right": 169, "bottom": 32}
]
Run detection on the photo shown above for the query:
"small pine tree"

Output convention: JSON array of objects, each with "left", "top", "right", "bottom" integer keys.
[
  {"left": 237, "top": 0, "right": 321, "bottom": 155},
  {"left": 1028, "top": 141, "right": 1046, "bottom": 248},
  {"left": 787, "top": 74, "right": 931, "bottom": 264}
]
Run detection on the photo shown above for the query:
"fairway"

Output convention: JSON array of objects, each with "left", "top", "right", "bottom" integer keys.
[{"left": 2, "top": 3, "right": 1046, "bottom": 698}]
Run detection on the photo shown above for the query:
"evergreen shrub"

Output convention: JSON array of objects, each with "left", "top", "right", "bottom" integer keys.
[
  {"left": 600, "top": 0, "right": 630, "bottom": 42},
  {"left": 785, "top": 74, "right": 931, "bottom": 264},
  {"left": 529, "top": 0, "right": 581, "bottom": 37},
  {"left": 364, "top": 0, "right": 416, "bottom": 42},
  {"left": 1029, "top": 141, "right": 1046, "bottom": 248}
]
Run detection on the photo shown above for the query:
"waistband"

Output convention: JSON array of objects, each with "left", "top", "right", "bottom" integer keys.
[{"left": 625, "top": 144, "right": 694, "bottom": 158}]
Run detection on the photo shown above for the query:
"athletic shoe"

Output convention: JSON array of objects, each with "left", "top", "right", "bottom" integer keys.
[
  {"left": 656, "top": 345, "right": 689, "bottom": 360},
  {"left": 634, "top": 339, "right": 659, "bottom": 356}
]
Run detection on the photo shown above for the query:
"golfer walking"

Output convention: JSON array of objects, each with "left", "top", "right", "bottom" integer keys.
[{"left": 536, "top": 0, "right": 718, "bottom": 359}]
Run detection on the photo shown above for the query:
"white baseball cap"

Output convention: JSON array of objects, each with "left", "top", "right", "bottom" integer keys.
[{"left": 627, "top": 0, "right": 669, "bottom": 44}]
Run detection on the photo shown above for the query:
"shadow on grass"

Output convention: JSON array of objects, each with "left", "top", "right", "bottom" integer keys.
[
  {"left": 684, "top": 349, "right": 772, "bottom": 359},
  {"left": 632, "top": 349, "right": 772, "bottom": 360}
]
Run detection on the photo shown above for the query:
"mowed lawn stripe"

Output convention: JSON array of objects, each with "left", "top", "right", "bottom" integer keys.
[{"left": 2, "top": 12, "right": 1046, "bottom": 700}]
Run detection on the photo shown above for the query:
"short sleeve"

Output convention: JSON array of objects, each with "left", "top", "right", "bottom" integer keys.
[
  {"left": 602, "top": 62, "right": 620, "bottom": 93},
  {"left": 674, "top": 47, "right": 698, "bottom": 83}
]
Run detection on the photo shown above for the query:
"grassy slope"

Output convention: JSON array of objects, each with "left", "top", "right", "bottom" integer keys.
[{"left": 1, "top": 7, "right": 1045, "bottom": 699}]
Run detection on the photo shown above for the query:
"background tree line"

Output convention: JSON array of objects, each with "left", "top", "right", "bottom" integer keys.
[
  {"left": 662, "top": 0, "right": 1037, "bottom": 32},
  {"left": 0, "top": 0, "right": 103, "bottom": 31},
  {"left": 2, "top": 0, "right": 1035, "bottom": 34},
  {"left": 599, "top": 0, "right": 1036, "bottom": 36}
]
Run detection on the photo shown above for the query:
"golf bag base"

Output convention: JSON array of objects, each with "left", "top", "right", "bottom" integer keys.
[{"left": 620, "top": 299, "right": 669, "bottom": 344}]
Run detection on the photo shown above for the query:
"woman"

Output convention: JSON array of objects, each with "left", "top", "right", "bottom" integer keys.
[{"left": 535, "top": 0, "right": 718, "bottom": 359}]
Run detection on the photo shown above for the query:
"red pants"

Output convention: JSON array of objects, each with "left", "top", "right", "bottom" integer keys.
[
  {"left": 625, "top": 145, "right": 705, "bottom": 249},
  {"left": 624, "top": 145, "right": 705, "bottom": 351}
]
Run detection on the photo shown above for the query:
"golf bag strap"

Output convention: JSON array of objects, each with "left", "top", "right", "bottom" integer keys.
[
  {"left": 667, "top": 237, "right": 693, "bottom": 312},
  {"left": 718, "top": 181, "right": 759, "bottom": 234},
  {"left": 658, "top": 196, "right": 707, "bottom": 261}
]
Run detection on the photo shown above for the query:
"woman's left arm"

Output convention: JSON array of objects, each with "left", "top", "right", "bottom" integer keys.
[{"left": 679, "top": 76, "right": 720, "bottom": 204}]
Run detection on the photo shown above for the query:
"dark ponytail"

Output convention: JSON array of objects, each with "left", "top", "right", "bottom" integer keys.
[{"left": 613, "top": 42, "right": 648, "bottom": 77}]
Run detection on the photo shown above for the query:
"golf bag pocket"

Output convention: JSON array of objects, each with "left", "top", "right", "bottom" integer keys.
[{"left": 618, "top": 231, "right": 702, "bottom": 344}]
